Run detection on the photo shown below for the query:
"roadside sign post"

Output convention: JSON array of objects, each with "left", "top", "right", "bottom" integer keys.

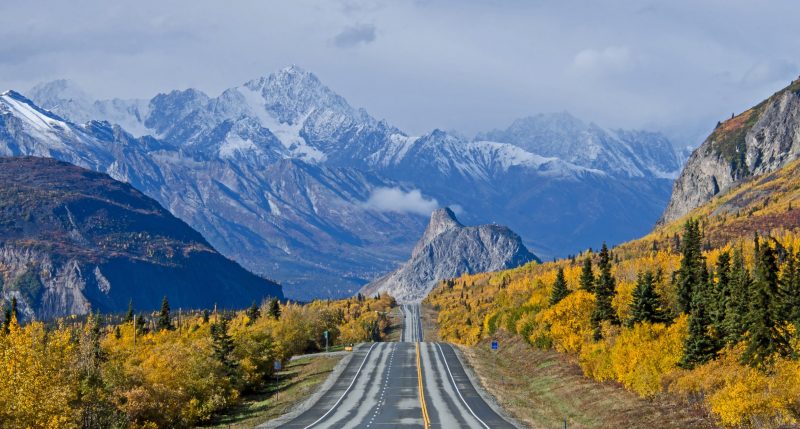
[
  {"left": 274, "top": 360, "right": 282, "bottom": 401},
  {"left": 324, "top": 330, "right": 329, "bottom": 352},
  {"left": 491, "top": 340, "right": 498, "bottom": 351}
]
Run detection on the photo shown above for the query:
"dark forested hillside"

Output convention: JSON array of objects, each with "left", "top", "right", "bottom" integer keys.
[{"left": 0, "top": 157, "right": 282, "bottom": 320}]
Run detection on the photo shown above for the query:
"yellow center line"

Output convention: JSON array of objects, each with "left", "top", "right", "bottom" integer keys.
[{"left": 416, "top": 342, "right": 431, "bottom": 428}]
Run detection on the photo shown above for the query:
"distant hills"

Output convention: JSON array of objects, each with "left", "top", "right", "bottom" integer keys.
[
  {"left": 2, "top": 66, "right": 683, "bottom": 299},
  {"left": 0, "top": 157, "right": 282, "bottom": 320}
]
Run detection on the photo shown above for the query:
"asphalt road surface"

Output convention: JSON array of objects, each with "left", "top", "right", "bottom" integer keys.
[{"left": 279, "top": 304, "right": 516, "bottom": 428}]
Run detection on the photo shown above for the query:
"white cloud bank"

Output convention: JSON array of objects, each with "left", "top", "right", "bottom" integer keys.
[{"left": 363, "top": 187, "right": 438, "bottom": 216}]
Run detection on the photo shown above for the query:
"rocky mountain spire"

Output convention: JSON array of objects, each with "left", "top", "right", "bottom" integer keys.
[{"left": 412, "top": 207, "right": 463, "bottom": 256}]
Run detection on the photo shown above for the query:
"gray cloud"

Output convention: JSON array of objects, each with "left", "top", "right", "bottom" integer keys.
[
  {"left": 333, "top": 23, "right": 377, "bottom": 48},
  {"left": 0, "top": 0, "right": 798, "bottom": 146}
]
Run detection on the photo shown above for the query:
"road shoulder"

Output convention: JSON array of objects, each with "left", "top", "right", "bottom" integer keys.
[{"left": 255, "top": 346, "right": 357, "bottom": 428}]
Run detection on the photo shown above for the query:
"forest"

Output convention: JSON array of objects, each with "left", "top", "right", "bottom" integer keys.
[
  {"left": 0, "top": 294, "right": 395, "bottom": 428},
  {"left": 426, "top": 222, "right": 800, "bottom": 427}
]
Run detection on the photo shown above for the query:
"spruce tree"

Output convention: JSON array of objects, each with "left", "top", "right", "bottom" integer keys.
[
  {"left": 710, "top": 252, "right": 731, "bottom": 336},
  {"left": 10, "top": 297, "right": 17, "bottom": 322},
  {"left": 211, "top": 317, "right": 239, "bottom": 379},
  {"left": 742, "top": 242, "right": 792, "bottom": 368},
  {"left": 124, "top": 299, "right": 134, "bottom": 324},
  {"left": 591, "top": 243, "right": 619, "bottom": 340},
  {"left": 202, "top": 309, "right": 210, "bottom": 324},
  {"left": 2, "top": 304, "right": 11, "bottom": 334},
  {"left": 246, "top": 301, "right": 261, "bottom": 324},
  {"left": 550, "top": 268, "right": 570, "bottom": 306},
  {"left": 268, "top": 298, "right": 281, "bottom": 320},
  {"left": 680, "top": 264, "right": 718, "bottom": 368},
  {"left": 628, "top": 271, "right": 668, "bottom": 326},
  {"left": 157, "top": 296, "right": 172, "bottom": 331},
  {"left": 779, "top": 248, "right": 800, "bottom": 327},
  {"left": 676, "top": 219, "right": 704, "bottom": 314},
  {"left": 722, "top": 247, "right": 750, "bottom": 345},
  {"left": 579, "top": 257, "right": 595, "bottom": 292}
]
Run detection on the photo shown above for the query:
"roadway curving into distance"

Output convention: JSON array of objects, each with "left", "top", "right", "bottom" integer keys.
[{"left": 279, "top": 304, "right": 517, "bottom": 428}]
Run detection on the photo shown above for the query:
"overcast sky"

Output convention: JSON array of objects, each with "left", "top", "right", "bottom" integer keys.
[{"left": 1, "top": 0, "right": 798, "bottom": 145}]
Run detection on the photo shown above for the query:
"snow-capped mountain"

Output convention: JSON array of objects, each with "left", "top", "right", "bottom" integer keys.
[
  {"left": 9, "top": 66, "right": 680, "bottom": 299},
  {"left": 478, "top": 112, "right": 684, "bottom": 179}
]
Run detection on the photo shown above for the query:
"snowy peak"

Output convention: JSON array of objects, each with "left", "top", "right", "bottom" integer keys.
[
  {"left": 480, "top": 112, "right": 683, "bottom": 179},
  {"left": 244, "top": 65, "right": 360, "bottom": 125}
]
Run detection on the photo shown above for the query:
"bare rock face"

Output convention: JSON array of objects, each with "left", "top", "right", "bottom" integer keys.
[
  {"left": 661, "top": 79, "right": 800, "bottom": 224},
  {"left": 361, "top": 208, "right": 538, "bottom": 302}
]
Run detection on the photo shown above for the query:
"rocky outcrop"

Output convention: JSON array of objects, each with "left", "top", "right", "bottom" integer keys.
[
  {"left": 361, "top": 208, "right": 538, "bottom": 302},
  {"left": 0, "top": 157, "right": 282, "bottom": 320},
  {"left": 661, "top": 79, "right": 800, "bottom": 224}
]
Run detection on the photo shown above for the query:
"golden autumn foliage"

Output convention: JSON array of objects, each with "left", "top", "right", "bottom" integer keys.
[
  {"left": 0, "top": 293, "right": 396, "bottom": 428},
  {"left": 425, "top": 229, "right": 800, "bottom": 428}
]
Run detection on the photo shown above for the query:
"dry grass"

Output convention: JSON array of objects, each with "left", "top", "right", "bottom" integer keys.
[
  {"left": 199, "top": 355, "right": 342, "bottom": 429},
  {"left": 385, "top": 305, "right": 404, "bottom": 342},
  {"left": 460, "top": 332, "right": 717, "bottom": 429},
  {"left": 421, "top": 303, "right": 440, "bottom": 342}
]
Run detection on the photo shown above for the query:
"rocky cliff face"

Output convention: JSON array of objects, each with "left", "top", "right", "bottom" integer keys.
[
  {"left": 361, "top": 208, "right": 538, "bottom": 302},
  {"left": 661, "top": 79, "right": 800, "bottom": 224},
  {"left": 0, "top": 157, "right": 282, "bottom": 320}
]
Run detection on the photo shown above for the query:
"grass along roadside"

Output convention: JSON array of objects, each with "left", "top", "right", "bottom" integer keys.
[
  {"left": 198, "top": 355, "right": 342, "bottom": 429},
  {"left": 459, "top": 332, "right": 716, "bottom": 429}
]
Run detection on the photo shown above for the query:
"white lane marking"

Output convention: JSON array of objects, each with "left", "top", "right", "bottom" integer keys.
[
  {"left": 435, "top": 343, "right": 491, "bottom": 429},
  {"left": 303, "top": 342, "right": 379, "bottom": 429}
]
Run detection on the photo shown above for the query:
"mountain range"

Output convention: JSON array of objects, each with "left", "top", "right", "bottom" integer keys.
[
  {"left": 1, "top": 66, "right": 683, "bottom": 299},
  {"left": 0, "top": 157, "right": 282, "bottom": 320}
]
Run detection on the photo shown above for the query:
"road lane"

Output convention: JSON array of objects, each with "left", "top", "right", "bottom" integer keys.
[{"left": 278, "top": 304, "right": 517, "bottom": 428}]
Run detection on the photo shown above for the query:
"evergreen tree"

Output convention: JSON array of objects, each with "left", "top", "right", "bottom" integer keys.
[
  {"left": 742, "top": 242, "right": 792, "bottom": 368},
  {"left": 157, "top": 296, "right": 172, "bottom": 331},
  {"left": 211, "top": 317, "right": 239, "bottom": 379},
  {"left": 591, "top": 243, "right": 619, "bottom": 340},
  {"left": 722, "top": 247, "right": 750, "bottom": 345},
  {"left": 681, "top": 264, "right": 718, "bottom": 368},
  {"left": 124, "top": 299, "right": 134, "bottom": 324},
  {"left": 202, "top": 309, "right": 210, "bottom": 324},
  {"left": 579, "top": 257, "right": 595, "bottom": 292},
  {"left": 710, "top": 252, "right": 731, "bottom": 336},
  {"left": 779, "top": 248, "right": 800, "bottom": 327},
  {"left": 628, "top": 271, "right": 668, "bottom": 326},
  {"left": 268, "top": 298, "right": 281, "bottom": 320},
  {"left": 246, "top": 301, "right": 261, "bottom": 324},
  {"left": 676, "top": 219, "right": 704, "bottom": 314},
  {"left": 10, "top": 297, "right": 17, "bottom": 322},
  {"left": 549, "top": 268, "right": 570, "bottom": 306},
  {"left": 2, "top": 303, "right": 11, "bottom": 334}
]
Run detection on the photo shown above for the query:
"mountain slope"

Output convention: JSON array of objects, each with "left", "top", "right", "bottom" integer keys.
[
  {"left": 13, "top": 66, "right": 682, "bottom": 298},
  {"left": 361, "top": 208, "right": 538, "bottom": 302},
  {"left": 0, "top": 157, "right": 283, "bottom": 320},
  {"left": 660, "top": 78, "right": 800, "bottom": 224}
]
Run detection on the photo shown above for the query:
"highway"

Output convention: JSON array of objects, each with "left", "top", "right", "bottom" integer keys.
[{"left": 279, "top": 304, "right": 517, "bottom": 428}]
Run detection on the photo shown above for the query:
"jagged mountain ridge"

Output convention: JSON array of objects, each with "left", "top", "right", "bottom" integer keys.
[
  {"left": 478, "top": 112, "right": 683, "bottom": 179},
  {"left": 0, "top": 157, "right": 283, "bottom": 320},
  {"left": 660, "top": 78, "right": 800, "bottom": 224},
  {"left": 9, "top": 66, "right": 680, "bottom": 299},
  {"left": 361, "top": 208, "right": 538, "bottom": 302}
]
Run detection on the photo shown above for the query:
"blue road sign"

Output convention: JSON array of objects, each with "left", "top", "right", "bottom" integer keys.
[
  {"left": 491, "top": 341, "right": 498, "bottom": 350},
  {"left": 274, "top": 360, "right": 282, "bottom": 371}
]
